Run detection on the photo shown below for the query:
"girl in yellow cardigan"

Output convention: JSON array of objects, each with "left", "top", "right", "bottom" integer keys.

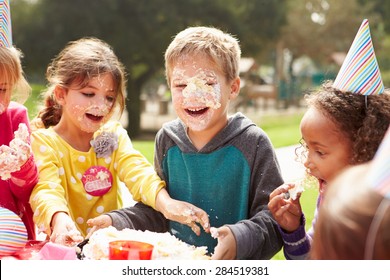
[{"left": 30, "top": 37, "right": 209, "bottom": 246}]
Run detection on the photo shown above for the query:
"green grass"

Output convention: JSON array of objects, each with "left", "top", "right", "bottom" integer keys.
[
  {"left": 132, "top": 140, "right": 155, "bottom": 163},
  {"left": 256, "top": 112, "right": 304, "bottom": 148},
  {"left": 25, "top": 84, "right": 45, "bottom": 120}
]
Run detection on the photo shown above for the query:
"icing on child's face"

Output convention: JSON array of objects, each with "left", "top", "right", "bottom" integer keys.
[
  {"left": 170, "top": 56, "right": 228, "bottom": 132},
  {"left": 180, "top": 71, "right": 221, "bottom": 110},
  {"left": 63, "top": 74, "right": 116, "bottom": 133}
]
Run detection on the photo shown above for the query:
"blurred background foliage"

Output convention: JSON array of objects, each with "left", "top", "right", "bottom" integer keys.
[{"left": 10, "top": 0, "right": 390, "bottom": 136}]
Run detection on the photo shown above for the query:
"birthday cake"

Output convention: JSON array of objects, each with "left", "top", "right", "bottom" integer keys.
[{"left": 82, "top": 226, "right": 210, "bottom": 260}]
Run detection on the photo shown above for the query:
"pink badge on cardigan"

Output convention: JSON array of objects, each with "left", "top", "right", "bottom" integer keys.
[{"left": 82, "top": 166, "right": 113, "bottom": 196}]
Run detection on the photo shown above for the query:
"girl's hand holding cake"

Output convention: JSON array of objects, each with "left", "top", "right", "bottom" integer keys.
[
  {"left": 50, "top": 212, "right": 84, "bottom": 246},
  {"left": 0, "top": 123, "right": 31, "bottom": 180},
  {"left": 268, "top": 183, "right": 303, "bottom": 233}
]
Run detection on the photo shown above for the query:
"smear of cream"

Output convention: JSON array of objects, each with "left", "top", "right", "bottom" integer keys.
[
  {"left": 182, "top": 76, "right": 221, "bottom": 110},
  {"left": 73, "top": 101, "right": 112, "bottom": 133},
  {"left": 174, "top": 69, "right": 222, "bottom": 131}
]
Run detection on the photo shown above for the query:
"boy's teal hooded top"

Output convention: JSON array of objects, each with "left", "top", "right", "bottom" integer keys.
[{"left": 109, "top": 113, "right": 284, "bottom": 259}]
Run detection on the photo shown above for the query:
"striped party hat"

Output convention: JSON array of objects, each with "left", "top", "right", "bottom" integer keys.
[
  {"left": 0, "top": 0, "right": 12, "bottom": 47},
  {"left": 366, "top": 126, "right": 390, "bottom": 198},
  {"left": 333, "top": 19, "right": 384, "bottom": 95},
  {"left": 0, "top": 207, "right": 28, "bottom": 256}
]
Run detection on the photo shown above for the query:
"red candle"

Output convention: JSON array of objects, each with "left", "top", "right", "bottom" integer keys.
[{"left": 108, "top": 240, "right": 154, "bottom": 260}]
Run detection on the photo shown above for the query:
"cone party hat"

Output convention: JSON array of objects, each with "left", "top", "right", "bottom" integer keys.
[
  {"left": 0, "top": 0, "right": 12, "bottom": 47},
  {"left": 366, "top": 126, "right": 390, "bottom": 198},
  {"left": 333, "top": 19, "right": 384, "bottom": 95}
]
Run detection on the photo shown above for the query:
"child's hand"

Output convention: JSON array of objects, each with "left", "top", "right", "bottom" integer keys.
[
  {"left": 210, "top": 226, "right": 236, "bottom": 260},
  {"left": 11, "top": 138, "right": 31, "bottom": 167},
  {"left": 50, "top": 212, "right": 84, "bottom": 246},
  {"left": 165, "top": 200, "right": 210, "bottom": 235},
  {"left": 155, "top": 189, "right": 210, "bottom": 235},
  {"left": 0, "top": 124, "right": 32, "bottom": 180},
  {"left": 10, "top": 123, "right": 31, "bottom": 167},
  {"left": 268, "top": 183, "right": 302, "bottom": 232},
  {"left": 0, "top": 145, "right": 18, "bottom": 179},
  {"left": 86, "top": 214, "right": 112, "bottom": 232}
]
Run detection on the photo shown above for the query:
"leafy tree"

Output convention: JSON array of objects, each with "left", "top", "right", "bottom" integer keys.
[
  {"left": 358, "top": 0, "right": 390, "bottom": 33},
  {"left": 276, "top": 0, "right": 380, "bottom": 83},
  {"left": 11, "top": 0, "right": 286, "bottom": 136}
]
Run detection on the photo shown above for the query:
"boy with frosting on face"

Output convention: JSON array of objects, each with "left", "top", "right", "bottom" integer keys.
[{"left": 88, "top": 26, "right": 284, "bottom": 260}]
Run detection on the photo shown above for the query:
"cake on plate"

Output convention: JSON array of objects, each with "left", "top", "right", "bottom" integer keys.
[{"left": 82, "top": 226, "right": 210, "bottom": 260}]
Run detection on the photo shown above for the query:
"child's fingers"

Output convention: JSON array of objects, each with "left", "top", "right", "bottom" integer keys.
[
  {"left": 85, "top": 226, "right": 97, "bottom": 239},
  {"left": 210, "top": 227, "right": 236, "bottom": 260},
  {"left": 274, "top": 203, "right": 291, "bottom": 218},
  {"left": 65, "top": 224, "right": 84, "bottom": 244},
  {"left": 86, "top": 217, "right": 99, "bottom": 227},
  {"left": 191, "top": 208, "right": 210, "bottom": 233},
  {"left": 178, "top": 206, "right": 209, "bottom": 235},
  {"left": 210, "top": 227, "right": 220, "bottom": 239},
  {"left": 286, "top": 203, "right": 302, "bottom": 217},
  {"left": 51, "top": 231, "right": 82, "bottom": 246},
  {"left": 189, "top": 222, "right": 201, "bottom": 236},
  {"left": 269, "top": 186, "right": 287, "bottom": 199},
  {"left": 86, "top": 215, "right": 111, "bottom": 229},
  {"left": 270, "top": 183, "right": 296, "bottom": 200},
  {"left": 268, "top": 193, "right": 287, "bottom": 212}
]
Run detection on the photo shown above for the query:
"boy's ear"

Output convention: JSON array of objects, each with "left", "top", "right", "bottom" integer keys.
[
  {"left": 229, "top": 77, "right": 240, "bottom": 100},
  {"left": 54, "top": 86, "right": 67, "bottom": 105}
]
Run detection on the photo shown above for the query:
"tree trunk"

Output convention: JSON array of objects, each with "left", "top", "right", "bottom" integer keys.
[{"left": 125, "top": 79, "right": 142, "bottom": 138}]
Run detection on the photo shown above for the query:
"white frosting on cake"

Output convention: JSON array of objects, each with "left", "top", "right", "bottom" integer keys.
[{"left": 82, "top": 226, "right": 210, "bottom": 260}]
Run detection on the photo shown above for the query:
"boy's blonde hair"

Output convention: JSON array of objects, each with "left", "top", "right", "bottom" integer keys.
[
  {"left": 164, "top": 26, "right": 241, "bottom": 84},
  {"left": 0, "top": 47, "right": 31, "bottom": 104}
]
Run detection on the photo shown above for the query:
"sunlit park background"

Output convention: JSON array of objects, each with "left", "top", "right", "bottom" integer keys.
[{"left": 16, "top": 0, "right": 390, "bottom": 259}]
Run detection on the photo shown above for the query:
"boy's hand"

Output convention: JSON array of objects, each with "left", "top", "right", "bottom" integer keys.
[
  {"left": 86, "top": 214, "right": 112, "bottom": 231},
  {"left": 155, "top": 189, "right": 210, "bottom": 235},
  {"left": 211, "top": 226, "right": 237, "bottom": 260},
  {"left": 268, "top": 183, "right": 302, "bottom": 232},
  {"left": 163, "top": 200, "right": 210, "bottom": 236},
  {"left": 50, "top": 212, "right": 83, "bottom": 246}
]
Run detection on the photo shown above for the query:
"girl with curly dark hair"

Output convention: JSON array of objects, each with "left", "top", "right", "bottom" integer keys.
[
  {"left": 268, "top": 82, "right": 390, "bottom": 259},
  {"left": 268, "top": 18, "right": 390, "bottom": 259},
  {"left": 310, "top": 126, "right": 390, "bottom": 259}
]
